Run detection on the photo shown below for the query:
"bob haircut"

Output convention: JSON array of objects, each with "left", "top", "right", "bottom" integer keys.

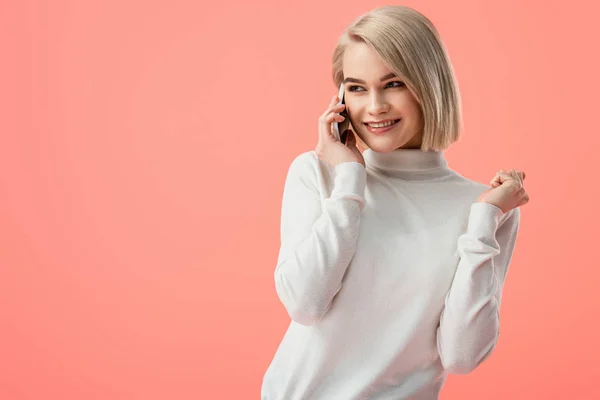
[{"left": 331, "top": 5, "right": 462, "bottom": 151}]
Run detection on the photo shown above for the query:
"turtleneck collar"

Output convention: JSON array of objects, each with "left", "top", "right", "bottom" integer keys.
[{"left": 363, "top": 148, "right": 448, "bottom": 172}]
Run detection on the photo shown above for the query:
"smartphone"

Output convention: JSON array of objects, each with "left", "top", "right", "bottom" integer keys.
[{"left": 332, "top": 82, "right": 350, "bottom": 144}]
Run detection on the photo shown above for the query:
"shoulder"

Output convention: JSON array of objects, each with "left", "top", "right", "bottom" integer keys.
[
  {"left": 289, "top": 150, "right": 319, "bottom": 169},
  {"left": 282, "top": 150, "right": 337, "bottom": 194},
  {"left": 285, "top": 151, "right": 318, "bottom": 179},
  {"left": 286, "top": 150, "right": 334, "bottom": 180},
  {"left": 441, "top": 170, "right": 492, "bottom": 200},
  {"left": 447, "top": 170, "right": 488, "bottom": 190}
]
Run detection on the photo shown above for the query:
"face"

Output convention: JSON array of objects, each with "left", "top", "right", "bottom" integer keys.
[{"left": 342, "top": 41, "right": 424, "bottom": 151}]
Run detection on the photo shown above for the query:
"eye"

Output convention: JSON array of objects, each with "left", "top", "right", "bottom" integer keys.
[
  {"left": 386, "top": 81, "right": 405, "bottom": 88},
  {"left": 347, "top": 85, "right": 364, "bottom": 92}
]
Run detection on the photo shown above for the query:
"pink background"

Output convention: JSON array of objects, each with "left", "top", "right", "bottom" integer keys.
[{"left": 1, "top": 0, "right": 599, "bottom": 398}]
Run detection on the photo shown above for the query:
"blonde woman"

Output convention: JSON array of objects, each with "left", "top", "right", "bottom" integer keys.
[{"left": 262, "top": 5, "right": 529, "bottom": 400}]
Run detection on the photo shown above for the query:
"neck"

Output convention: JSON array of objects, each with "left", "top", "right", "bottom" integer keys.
[{"left": 362, "top": 148, "right": 451, "bottom": 180}]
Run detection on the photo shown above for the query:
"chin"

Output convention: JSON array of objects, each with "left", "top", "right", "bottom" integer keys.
[{"left": 362, "top": 136, "right": 411, "bottom": 153}]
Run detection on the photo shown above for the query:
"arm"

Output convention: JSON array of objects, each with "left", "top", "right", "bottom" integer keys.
[
  {"left": 274, "top": 152, "right": 367, "bottom": 326},
  {"left": 437, "top": 202, "right": 521, "bottom": 374}
]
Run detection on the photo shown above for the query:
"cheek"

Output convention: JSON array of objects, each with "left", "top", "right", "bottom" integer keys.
[
  {"left": 344, "top": 100, "right": 361, "bottom": 122},
  {"left": 344, "top": 98, "right": 358, "bottom": 112},
  {"left": 394, "top": 93, "right": 422, "bottom": 118}
]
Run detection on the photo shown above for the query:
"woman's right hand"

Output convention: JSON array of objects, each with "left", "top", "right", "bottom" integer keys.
[{"left": 315, "top": 94, "right": 365, "bottom": 168}]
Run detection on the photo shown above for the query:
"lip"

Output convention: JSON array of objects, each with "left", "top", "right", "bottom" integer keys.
[
  {"left": 364, "top": 118, "right": 401, "bottom": 134},
  {"left": 364, "top": 118, "right": 400, "bottom": 124}
]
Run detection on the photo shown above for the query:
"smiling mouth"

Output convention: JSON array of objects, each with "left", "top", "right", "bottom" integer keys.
[{"left": 364, "top": 119, "right": 401, "bottom": 128}]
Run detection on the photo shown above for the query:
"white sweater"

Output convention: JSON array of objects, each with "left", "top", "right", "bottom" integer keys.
[{"left": 261, "top": 148, "right": 520, "bottom": 400}]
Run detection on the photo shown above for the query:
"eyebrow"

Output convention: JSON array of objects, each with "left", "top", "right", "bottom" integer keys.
[{"left": 343, "top": 73, "right": 398, "bottom": 84}]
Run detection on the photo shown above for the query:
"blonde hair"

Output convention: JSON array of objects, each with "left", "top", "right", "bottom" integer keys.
[{"left": 332, "top": 5, "right": 462, "bottom": 151}]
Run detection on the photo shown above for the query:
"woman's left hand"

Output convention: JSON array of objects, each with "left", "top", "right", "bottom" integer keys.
[{"left": 476, "top": 169, "right": 530, "bottom": 214}]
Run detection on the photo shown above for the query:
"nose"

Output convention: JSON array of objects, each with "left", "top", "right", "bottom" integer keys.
[{"left": 367, "top": 92, "right": 390, "bottom": 115}]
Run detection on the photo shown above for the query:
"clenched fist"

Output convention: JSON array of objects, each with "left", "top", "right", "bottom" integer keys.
[{"left": 476, "top": 169, "right": 530, "bottom": 214}]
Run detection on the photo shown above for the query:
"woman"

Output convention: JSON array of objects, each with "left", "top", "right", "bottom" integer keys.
[{"left": 262, "top": 5, "right": 529, "bottom": 400}]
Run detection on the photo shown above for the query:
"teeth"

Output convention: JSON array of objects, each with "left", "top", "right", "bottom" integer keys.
[{"left": 368, "top": 120, "right": 396, "bottom": 128}]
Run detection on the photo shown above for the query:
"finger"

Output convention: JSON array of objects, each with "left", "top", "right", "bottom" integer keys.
[
  {"left": 325, "top": 113, "right": 345, "bottom": 124},
  {"left": 321, "top": 103, "right": 345, "bottom": 118},
  {"left": 319, "top": 111, "right": 345, "bottom": 142},
  {"left": 518, "top": 193, "right": 530, "bottom": 207},
  {"left": 490, "top": 170, "right": 514, "bottom": 187},
  {"left": 319, "top": 98, "right": 346, "bottom": 142},
  {"left": 507, "top": 169, "right": 523, "bottom": 182},
  {"left": 497, "top": 170, "right": 515, "bottom": 183},
  {"left": 511, "top": 170, "right": 526, "bottom": 186},
  {"left": 325, "top": 111, "right": 346, "bottom": 133},
  {"left": 490, "top": 172, "right": 500, "bottom": 187},
  {"left": 490, "top": 171, "right": 504, "bottom": 187},
  {"left": 506, "top": 170, "right": 519, "bottom": 186},
  {"left": 329, "top": 94, "right": 338, "bottom": 106},
  {"left": 319, "top": 114, "right": 335, "bottom": 142}
]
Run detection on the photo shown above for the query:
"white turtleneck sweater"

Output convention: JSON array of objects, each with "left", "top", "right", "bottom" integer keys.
[{"left": 261, "top": 148, "right": 520, "bottom": 400}]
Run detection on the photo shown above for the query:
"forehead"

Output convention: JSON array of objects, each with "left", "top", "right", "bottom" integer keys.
[{"left": 342, "top": 41, "right": 393, "bottom": 80}]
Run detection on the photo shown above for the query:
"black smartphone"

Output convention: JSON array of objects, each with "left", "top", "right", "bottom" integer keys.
[{"left": 333, "top": 83, "right": 350, "bottom": 144}]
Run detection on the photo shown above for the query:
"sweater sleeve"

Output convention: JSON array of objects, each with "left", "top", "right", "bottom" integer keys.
[
  {"left": 436, "top": 202, "right": 520, "bottom": 374},
  {"left": 274, "top": 152, "right": 367, "bottom": 326}
]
